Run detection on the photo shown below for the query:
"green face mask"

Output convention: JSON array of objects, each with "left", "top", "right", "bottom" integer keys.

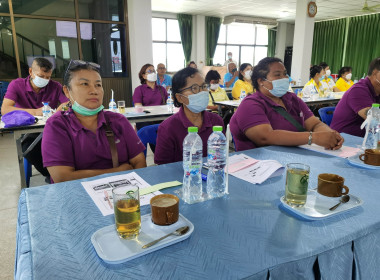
[{"left": 69, "top": 92, "right": 104, "bottom": 116}]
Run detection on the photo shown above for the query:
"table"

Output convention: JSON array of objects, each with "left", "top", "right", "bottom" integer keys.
[
  {"left": 15, "top": 134, "right": 380, "bottom": 279},
  {"left": 0, "top": 105, "right": 173, "bottom": 188}
]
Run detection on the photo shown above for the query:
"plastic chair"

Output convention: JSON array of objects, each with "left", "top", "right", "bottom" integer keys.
[
  {"left": 24, "top": 158, "right": 32, "bottom": 188},
  {"left": 137, "top": 124, "right": 160, "bottom": 157},
  {"left": 318, "top": 106, "right": 336, "bottom": 126}
]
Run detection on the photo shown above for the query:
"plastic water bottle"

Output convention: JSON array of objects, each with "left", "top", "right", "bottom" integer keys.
[
  {"left": 297, "top": 78, "right": 302, "bottom": 86},
  {"left": 362, "top": 103, "right": 380, "bottom": 149},
  {"left": 207, "top": 126, "right": 227, "bottom": 199},
  {"left": 42, "top": 102, "right": 51, "bottom": 121},
  {"left": 167, "top": 89, "right": 173, "bottom": 113},
  {"left": 240, "top": 90, "right": 246, "bottom": 101},
  {"left": 182, "top": 127, "right": 203, "bottom": 204},
  {"left": 108, "top": 98, "right": 117, "bottom": 112}
]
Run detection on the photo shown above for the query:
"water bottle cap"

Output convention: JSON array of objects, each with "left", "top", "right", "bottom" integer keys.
[
  {"left": 212, "top": 126, "right": 223, "bottom": 132},
  {"left": 188, "top": 126, "right": 198, "bottom": 133},
  {"left": 372, "top": 103, "right": 380, "bottom": 108},
  {"left": 42, "top": 102, "right": 49, "bottom": 105},
  {"left": 110, "top": 98, "right": 115, "bottom": 102}
]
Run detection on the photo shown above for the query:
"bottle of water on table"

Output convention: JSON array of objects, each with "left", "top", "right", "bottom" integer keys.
[
  {"left": 240, "top": 90, "right": 246, "bottom": 101},
  {"left": 167, "top": 88, "right": 174, "bottom": 113},
  {"left": 42, "top": 102, "right": 51, "bottom": 121},
  {"left": 182, "top": 127, "right": 203, "bottom": 204},
  {"left": 207, "top": 126, "right": 227, "bottom": 198},
  {"left": 362, "top": 103, "right": 380, "bottom": 149},
  {"left": 109, "top": 98, "right": 117, "bottom": 112}
]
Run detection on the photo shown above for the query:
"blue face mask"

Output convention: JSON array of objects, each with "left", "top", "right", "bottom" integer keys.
[
  {"left": 70, "top": 93, "right": 104, "bottom": 116},
  {"left": 182, "top": 91, "right": 209, "bottom": 113},
  {"left": 265, "top": 78, "right": 289, "bottom": 97}
]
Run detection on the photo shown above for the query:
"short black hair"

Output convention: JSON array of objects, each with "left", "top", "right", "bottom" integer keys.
[
  {"left": 205, "top": 70, "right": 220, "bottom": 84},
  {"left": 368, "top": 57, "right": 380, "bottom": 76},
  {"left": 33, "top": 57, "right": 53, "bottom": 72},
  {"left": 338, "top": 66, "right": 352, "bottom": 79},
  {"left": 63, "top": 63, "right": 100, "bottom": 90},
  {"left": 319, "top": 62, "right": 329, "bottom": 70},
  {"left": 251, "top": 57, "right": 283, "bottom": 90},
  {"left": 238, "top": 63, "right": 252, "bottom": 81},
  {"left": 172, "top": 67, "right": 199, "bottom": 107},
  {"left": 310, "top": 65, "right": 322, "bottom": 79}
]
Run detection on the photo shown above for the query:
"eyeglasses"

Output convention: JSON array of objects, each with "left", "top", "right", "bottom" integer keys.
[
  {"left": 157, "top": 67, "right": 166, "bottom": 70},
  {"left": 146, "top": 69, "right": 156, "bottom": 74},
  {"left": 64, "top": 60, "right": 100, "bottom": 80},
  {"left": 178, "top": 83, "right": 209, "bottom": 94}
]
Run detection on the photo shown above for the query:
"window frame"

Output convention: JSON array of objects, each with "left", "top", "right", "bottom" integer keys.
[{"left": 216, "top": 24, "right": 269, "bottom": 66}]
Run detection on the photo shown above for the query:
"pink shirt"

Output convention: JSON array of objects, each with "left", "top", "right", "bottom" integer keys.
[
  {"left": 42, "top": 109, "right": 145, "bottom": 170},
  {"left": 133, "top": 84, "right": 168, "bottom": 106},
  {"left": 154, "top": 107, "right": 224, "bottom": 165},
  {"left": 230, "top": 91, "right": 314, "bottom": 151},
  {"left": 331, "top": 77, "right": 380, "bottom": 137},
  {"left": 4, "top": 76, "right": 68, "bottom": 109}
]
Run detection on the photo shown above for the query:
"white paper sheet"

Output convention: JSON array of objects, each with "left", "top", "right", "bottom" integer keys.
[
  {"left": 228, "top": 154, "right": 284, "bottom": 184},
  {"left": 81, "top": 172, "right": 162, "bottom": 216},
  {"left": 298, "top": 144, "right": 360, "bottom": 158}
]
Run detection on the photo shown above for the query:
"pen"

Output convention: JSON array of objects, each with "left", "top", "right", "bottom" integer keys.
[{"left": 104, "top": 190, "right": 113, "bottom": 209}]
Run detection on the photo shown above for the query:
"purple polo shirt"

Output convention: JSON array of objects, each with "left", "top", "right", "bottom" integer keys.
[
  {"left": 133, "top": 84, "right": 168, "bottom": 106},
  {"left": 331, "top": 77, "right": 380, "bottom": 137},
  {"left": 4, "top": 76, "right": 68, "bottom": 109},
  {"left": 42, "top": 109, "right": 145, "bottom": 170},
  {"left": 154, "top": 107, "right": 224, "bottom": 165},
  {"left": 230, "top": 91, "right": 314, "bottom": 151}
]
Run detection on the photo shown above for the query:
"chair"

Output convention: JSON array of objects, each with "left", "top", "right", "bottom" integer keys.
[
  {"left": 22, "top": 133, "right": 43, "bottom": 187},
  {"left": 137, "top": 124, "right": 160, "bottom": 157},
  {"left": 318, "top": 106, "right": 336, "bottom": 126}
]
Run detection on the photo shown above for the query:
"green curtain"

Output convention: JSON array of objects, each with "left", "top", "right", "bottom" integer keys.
[
  {"left": 267, "top": 29, "right": 277, "bottom": 57},
  {"left": 344, "top": 13, "right": 380, "bottom": 79},
  {"left": 205, "top": 16, "right": 222, "bottom": 66},
  {"left": 177, "top": 14, "right": 193, "bottom": 64},
  {"left": 311, "top": 18, "right": 347, "bottom": 74}
]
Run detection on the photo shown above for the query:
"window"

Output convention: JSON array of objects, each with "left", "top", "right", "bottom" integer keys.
[
  {"left": 214, "top": 23, "right": 269, "bottom": 67},
  {"left": 13, "top": 0, "right": 75, "bottom": 18},
  {"left": 78, "top": 0, "right": 125, "bottom": 21},
  {"left": 152, "top": 17, "right": 185, "bottom": 72}
]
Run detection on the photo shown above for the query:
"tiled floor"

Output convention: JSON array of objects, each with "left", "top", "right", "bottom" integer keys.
[{"left": 0, "top": 132, "right": 155, "bottom": 280}]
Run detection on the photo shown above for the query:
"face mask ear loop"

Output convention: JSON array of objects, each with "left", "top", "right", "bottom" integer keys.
[{"left": 262, "top": 79, "right": 272, "bottom": 92}]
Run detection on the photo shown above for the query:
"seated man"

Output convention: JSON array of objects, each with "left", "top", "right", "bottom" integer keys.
[
  {"left": 331, "top": 57, "right": 380, "bottom": 137},
  {"left": 1, "top": 57, "right": 69, "bottom": 179},
  {"left": 223, "top": 62, "right": 239, "bottom": 88},
  {"left": 156, "top": 63, "right": 172, "bottom": 91}
]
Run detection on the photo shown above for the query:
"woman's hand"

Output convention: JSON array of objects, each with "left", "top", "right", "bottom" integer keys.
[
  {"left": 312, "top": 131, "right": 344, "bottom": 150},
  {"left": 116, "top": 163, "right": 133, "bottom": 172}
]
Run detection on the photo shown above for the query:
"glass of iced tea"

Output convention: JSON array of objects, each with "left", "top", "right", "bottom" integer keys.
[
  {"left": 285, "top": 163, "right": 310, "bottom": 207},
  {"left": 117, "top": 100, "right": 126, "bottom": 114},
  {"left": 112, "top": 185, "right": 141, "bottom": 239}
]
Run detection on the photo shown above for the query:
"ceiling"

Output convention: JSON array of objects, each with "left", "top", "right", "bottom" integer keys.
[{"left": 152, "top": 0, "right": 380, "bottom": 23}]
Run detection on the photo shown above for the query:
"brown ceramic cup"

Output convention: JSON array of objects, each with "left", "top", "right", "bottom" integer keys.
[
  {"left": 359, "top": 149, "right": 380, "bottom": 166},
  {"left": 317, "top": 173, "right": 349, "bottom": 197},
  {"left": 150, "top": 194, "right": 179, "bottom": 226}
]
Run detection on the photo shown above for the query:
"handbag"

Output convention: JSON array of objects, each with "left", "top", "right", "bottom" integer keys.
[{"left": 104, "top": 114, "right": 119, "bottom": 168}]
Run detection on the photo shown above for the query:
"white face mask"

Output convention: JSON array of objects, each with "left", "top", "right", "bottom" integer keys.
[
  {"left": 345, "top": 73, "right": 352, "bottom": 80},
  {"left": 147, "top": 73, "right": 157, "bottom": 82},
  {"left": 210, "top": 84, "right": 219, "bottom": 91},
  {"left": 32, "top": 73, "right": 49, "bottom": 88},
  {"left": 244, "top": 70, "right": 252, "bottom": 80},
  {"left": 326, "top": 69, "right": 331, "bottom": 76}
]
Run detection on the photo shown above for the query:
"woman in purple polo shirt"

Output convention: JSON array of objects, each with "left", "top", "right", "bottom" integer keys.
[
  {"left": 42, "top": 60, "right": 146, "bottom": 183},
  {"left": 230, "top": 57, "right": 344, "bottom": 152},
  {"left": 154, "top": 67, "right": 224, "bottom": 165},
  {"left": 133, "top": 64, "right": 168, "bottom": 106}
]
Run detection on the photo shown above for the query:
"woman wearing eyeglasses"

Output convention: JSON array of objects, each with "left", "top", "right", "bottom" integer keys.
[
  {"left": 133, "top": 64, "right": 168, "bottom": 106},
  {"left": 154, "top": 67, "right": 224, "bottom": 165},
  {"left": 41, "top": 60, "right": 147, "bottom": 183}
]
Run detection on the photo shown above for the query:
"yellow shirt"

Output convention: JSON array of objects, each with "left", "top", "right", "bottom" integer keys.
[
  {"left": 232, "top": 79, "right": 254, "bottom": 100},
  {"left": 300, "top": 78, "right": 323, "bottom": 98},
  {"left": 335, "top": 77, "right": 354, "bottom": 92},
  {"left": 321, "top": 77, "right": 336, "bottom": 92},
  {"left": 208, "top": 86, "right": 229, "bottom": 107}
]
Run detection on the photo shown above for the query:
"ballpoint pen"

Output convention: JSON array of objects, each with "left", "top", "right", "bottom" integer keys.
[{"left": 104, "top": 190, "right": 113, "bottom": 209}]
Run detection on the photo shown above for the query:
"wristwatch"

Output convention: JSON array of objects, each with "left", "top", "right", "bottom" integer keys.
[{"left": 308, "top": 131, "right": 313, "bottom": 145}]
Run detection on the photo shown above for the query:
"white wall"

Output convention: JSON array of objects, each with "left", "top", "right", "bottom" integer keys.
[
  {"left": 275, "top": 22, "right": 295, "bottom": 61},
  {"left": 192, "top": 15, "right": 206, "bottom": 70},
  {"left": 127, "top": 0, "right": 153, "bottom": 92}
]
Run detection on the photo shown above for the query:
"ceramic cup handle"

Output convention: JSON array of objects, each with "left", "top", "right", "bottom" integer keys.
[
  {"left": 342, "top": 185, "right": 349, "bottom": 195},
  {"left": 359, "top": 154, "right": 367, "bottom": 162}
]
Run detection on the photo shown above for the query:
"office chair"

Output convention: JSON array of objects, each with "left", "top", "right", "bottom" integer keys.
[{"left": 318, "top": 106, "right": 336, "bottom": 126}]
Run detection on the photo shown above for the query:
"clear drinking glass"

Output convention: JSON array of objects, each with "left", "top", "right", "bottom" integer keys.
[
  {"left": 285, "top": 163, "right": 310, "bottom": 207},
  {"left": 117, "top": 100, "right": 125, "bottom": 114}
]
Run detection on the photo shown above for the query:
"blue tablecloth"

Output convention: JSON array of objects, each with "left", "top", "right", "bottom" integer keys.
[{"left": 15, "top": 134, "right": 380, "bottom": 279}]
